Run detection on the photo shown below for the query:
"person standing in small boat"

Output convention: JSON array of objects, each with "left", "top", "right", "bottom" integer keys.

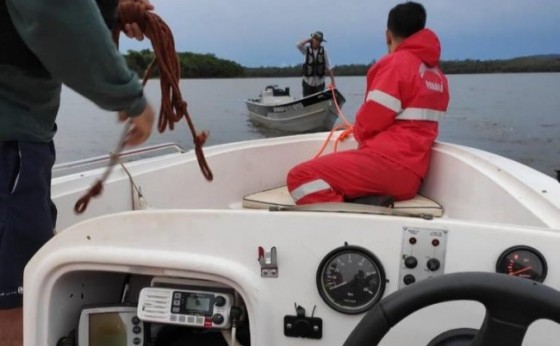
[
  {"left": 287, "top": 2, "right": 449, "bottom": 205},
  {"left": 297, "top": 31, "right": 336, "bottom": 97},
  {"left": 0, "top": 0, "right": 155, "bottom": 344}
]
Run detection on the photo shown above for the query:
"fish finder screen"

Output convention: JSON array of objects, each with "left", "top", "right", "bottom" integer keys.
[
  {"left": 186, "top": 296, "right": 211, "bottom": 312},
  {"left": 89, "top": 312, "right": 127, "bottom": 346}
]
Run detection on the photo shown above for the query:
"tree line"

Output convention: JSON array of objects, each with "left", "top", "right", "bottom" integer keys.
[
  {"left": 123, "top": 50, "right": 560, "bottom": 78},
  {"left": 124, "top": 49, "right": 244, "bottom": 78}
]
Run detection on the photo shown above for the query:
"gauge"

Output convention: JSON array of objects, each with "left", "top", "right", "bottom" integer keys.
[
  {"left": 496, "top": 245, "right": 547, "bottom": 282},
  {"left": 316, "top": 245, "right": 386, "bottom": 314}
]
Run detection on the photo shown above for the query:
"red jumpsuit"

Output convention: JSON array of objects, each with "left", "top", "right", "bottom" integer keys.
[{"left": 287, "top": 29, "right": 450, "bottom": 205}]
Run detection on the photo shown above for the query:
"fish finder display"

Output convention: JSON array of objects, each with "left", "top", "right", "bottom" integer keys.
[
  {"left": 78, "top": 306, "right": 144, "bottom": 346},
  {"left": 89, "top": 313, "right": 127, "bottom": 346}
]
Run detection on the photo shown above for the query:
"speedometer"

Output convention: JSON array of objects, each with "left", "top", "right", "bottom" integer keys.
[{"left": 316, "top": 244, "right": 386, "bottom": 314}]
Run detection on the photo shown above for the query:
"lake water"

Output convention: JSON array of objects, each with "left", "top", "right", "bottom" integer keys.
[{"left": 55, "top": 73, "right": 560, "bottom": 177}]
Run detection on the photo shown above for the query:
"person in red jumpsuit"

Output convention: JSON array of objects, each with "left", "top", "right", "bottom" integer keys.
[{"left": 287, "top": 1, "right": 449, "bottom": 205}]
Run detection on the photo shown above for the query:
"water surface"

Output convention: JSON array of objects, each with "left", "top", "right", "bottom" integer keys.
[{"left": 55, "top": 73, "right": 560, "bottom": 177}]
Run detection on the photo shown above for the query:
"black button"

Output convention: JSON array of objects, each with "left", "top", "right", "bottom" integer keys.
[
  {"left": 132, "top": 316, "right": 140, "bottom": 325},
  {"left": 215, "top": 296, "right": 226, "bottom": 307},
  {"left": 133, "top": 337, "right": 142, "bottom": 345},
  {"left": 133, "top": 325, "right": 142, "bottom": 334},
  {"left": 403, "top": 274, "right": 416, "bottom": 285}
]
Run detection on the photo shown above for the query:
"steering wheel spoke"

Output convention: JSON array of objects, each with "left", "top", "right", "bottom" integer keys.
[{"left": 471, "top": 312, "right": 528, "bottom": 346}]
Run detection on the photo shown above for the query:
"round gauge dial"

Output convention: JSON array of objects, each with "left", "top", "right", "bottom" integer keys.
[
  {"left": 316, "top": 245, "right": 386, "bottom": 314},
  {"left": 496, "top": 245, "right": 547, "bottom": 283}
]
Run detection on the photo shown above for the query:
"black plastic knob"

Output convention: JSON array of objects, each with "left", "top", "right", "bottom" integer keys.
[
  {"left": 212, "top": 313, "right": 225, "bottom": 325},
  {"left": 404, "top": 256, "right": 418, "bottom": 268},
  {"left": 427, "top": 258, "right": 441, "bottom": 271},
  {"left": 215, "top": 295, "right": 226, "bottom": 307}
]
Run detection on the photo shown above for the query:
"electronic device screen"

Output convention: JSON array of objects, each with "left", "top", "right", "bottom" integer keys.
[
  {"left": 186, "top": 295, "right": 211, "bottom": 312},
  {"left": 78, "top": 305, "right": 144, "bottom": 346},
  {"left": 89, "top": 312, "right": 126, "bottom": 345}
]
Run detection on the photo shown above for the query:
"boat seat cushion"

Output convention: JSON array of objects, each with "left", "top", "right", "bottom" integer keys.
[{"left": 242, "top": 186, "right": 443, "bottom": 218}]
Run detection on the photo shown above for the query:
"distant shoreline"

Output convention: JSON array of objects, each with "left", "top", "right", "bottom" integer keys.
[{"left": 123, "top": 50, "right": 560, "bottom": 78}]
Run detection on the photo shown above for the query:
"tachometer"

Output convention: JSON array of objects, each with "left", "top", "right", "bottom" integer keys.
[
  {"left": 496, "top": 245, "right": 547, "bottom": 283},
  {"left": 316, "top": 244, "right": 386, "bottom": 314}
]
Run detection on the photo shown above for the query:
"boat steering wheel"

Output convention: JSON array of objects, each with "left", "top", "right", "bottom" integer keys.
[{"left": 343, "top": 272, "right": 560, "bottom": 346}]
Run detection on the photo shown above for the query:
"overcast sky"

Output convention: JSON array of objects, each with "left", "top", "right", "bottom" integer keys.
[{"left": 120, "top": 0, "right": 560, "bottom": 67}]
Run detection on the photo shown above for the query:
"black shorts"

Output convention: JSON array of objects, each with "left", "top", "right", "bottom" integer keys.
[
  {"left": 0, "top": 141, "right": 56, "bottom": 309},
  {"left": 302, "top": 80, "right": 325, "bottom": 97}
]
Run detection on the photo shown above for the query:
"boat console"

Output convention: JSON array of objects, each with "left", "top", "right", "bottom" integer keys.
[{"left": 24, "top": 208, "right": 560, "bottom": 346}]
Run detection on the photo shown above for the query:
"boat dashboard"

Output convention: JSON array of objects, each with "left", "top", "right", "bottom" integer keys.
[{"left": 24, "top": 209, "right": 560, "bottom": 346}]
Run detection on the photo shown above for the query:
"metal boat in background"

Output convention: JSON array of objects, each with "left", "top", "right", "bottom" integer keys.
[{"left": 244, "top": 85, "right": 346, "bottom": 133}]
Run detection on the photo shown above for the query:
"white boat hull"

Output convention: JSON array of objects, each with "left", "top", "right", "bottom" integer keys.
[{"left": 23, "top": 132, "right": 560, "bottom": 345}]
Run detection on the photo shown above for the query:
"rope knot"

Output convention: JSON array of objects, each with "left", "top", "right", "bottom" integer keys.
[
  {"left": 338, "top": 127, "right": 354, "bottom": 141},
  {"left": 89, "top": 180, "right": 104, "bottom": 197},
  {"left": 194, "top": 131, "right": 208, "bottom": 146},
  {"left": 74, "top": 180, "right": 104, "bottom": 214}
]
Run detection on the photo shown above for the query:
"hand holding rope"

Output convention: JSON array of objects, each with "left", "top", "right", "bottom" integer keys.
[{"left": 74, "top": 0, "right": 213, "bottom": 214}]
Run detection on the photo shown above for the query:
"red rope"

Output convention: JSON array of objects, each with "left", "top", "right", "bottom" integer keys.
[
  {"left": 313, "top": 85, "right": 354, "bottom": 158},
  {"left": 74, "top": 1, "right": 213, "bottom": 214}
]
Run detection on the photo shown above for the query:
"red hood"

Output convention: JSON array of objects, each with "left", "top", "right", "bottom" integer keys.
[{"left": 395, "top": 28, "right": 441, "bottom": 67}]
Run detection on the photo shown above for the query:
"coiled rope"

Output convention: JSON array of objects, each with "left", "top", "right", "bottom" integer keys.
[{"left": 74, "top": 0, "right": 212, "bottom": 214}]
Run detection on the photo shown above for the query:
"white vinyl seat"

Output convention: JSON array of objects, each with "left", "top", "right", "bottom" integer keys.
[{"left": 242, "top": 185, "right": 443, "bottom": 218}]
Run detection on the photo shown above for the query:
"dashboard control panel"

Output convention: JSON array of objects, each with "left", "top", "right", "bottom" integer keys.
[{"left": 398, "top": 227, "right": 448, "bottom": 288}]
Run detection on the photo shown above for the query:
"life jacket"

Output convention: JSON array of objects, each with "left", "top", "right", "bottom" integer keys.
[
  {"left": 0, "top": 0, "right": 117, "bottom": 74},
  {"left": 302, "top": 46, "right": 326, "bottom": 77}
]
